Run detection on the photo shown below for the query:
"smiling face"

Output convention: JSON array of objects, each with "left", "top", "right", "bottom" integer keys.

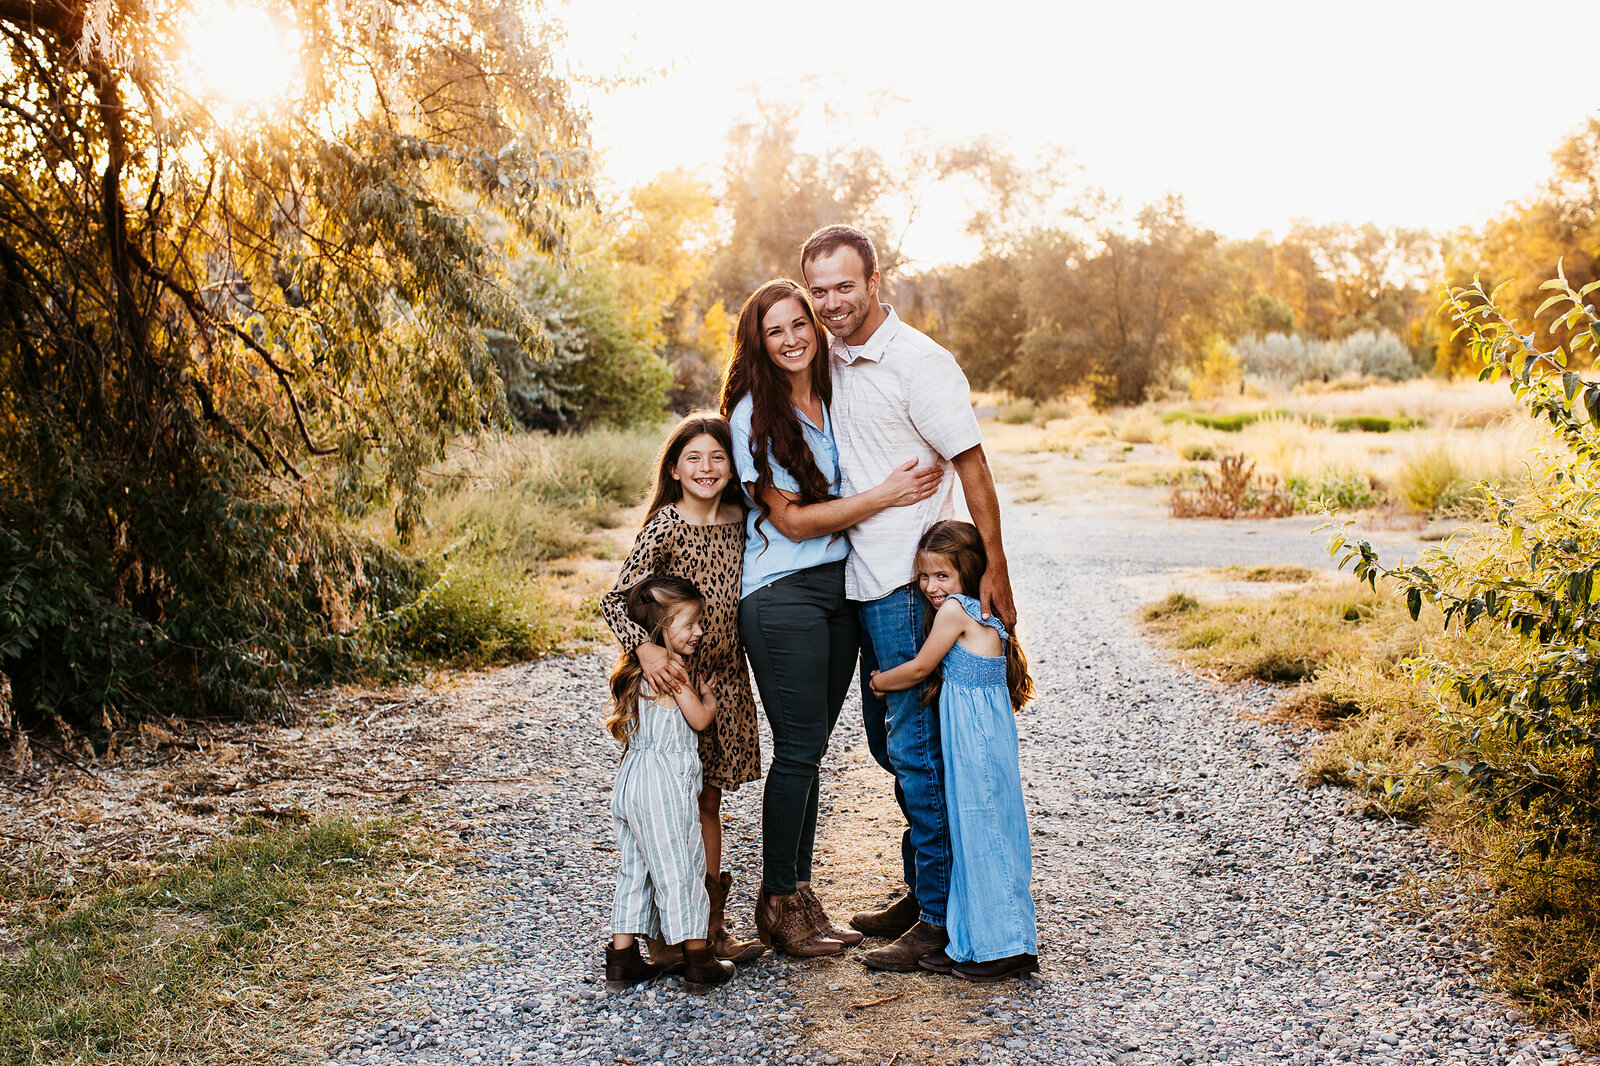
[
  {"left": 660, "top": 602, "right": 704, "bottom": 658},
  {"left": 760, "top": 296, "right": 819, "bottom": 380},
  {"left": 670, "top": 432, "right": 732, "bottom": 504},
  {"left": 804, "top": 245, "right": 879, "bottom": 345},
  {"left": 916, "top": 551, "right": 964, "bottom": 609}
]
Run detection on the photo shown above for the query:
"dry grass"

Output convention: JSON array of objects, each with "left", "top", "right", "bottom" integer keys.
[
  {"left": 1141, "top": 581, "right": 1425, "bottom": 684},
  {"left": 0, "top": 668, "right": 545, "bottom": 1065},
  {"left": 0, "top": 816, "right": 474, "bottom": 1066},
  {"left": 990, "top": 382, "right": 1541, "bottom": 516},
  {"left": 351, "top": 425, "right": 662, "bottom": 660}
]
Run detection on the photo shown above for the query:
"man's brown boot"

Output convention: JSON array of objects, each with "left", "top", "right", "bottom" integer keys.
[
  {"left": 644, "top": 935, "right": 684, "bottom": 973},
  {"left": 849, "top": 892, "right": 920, "bottom": 939},
  {"left": 604, "top": 941, "right": 662, "bottom": 992},
  {"left": 681, "top": 942, "right": 736, "bottom": 994},
  {"left": 859, "top": 920, "right": 947, "bottom": 972},
  {"left": 706, "top": 872, "right": 765, "bottom": 963}
]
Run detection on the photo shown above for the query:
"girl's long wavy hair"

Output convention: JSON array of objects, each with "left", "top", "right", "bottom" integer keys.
[
  {"left": 718, "top": 278, "right": 835, "bottom": 545},
  {"left": 643, "top": 413, "right": 745, "bottom": 523},
  {"left": 914, "top": 520, "right": 1035, "bottom": 713},
  {"left": 605, "top": 575, "right": 704, "bottom": 745}
]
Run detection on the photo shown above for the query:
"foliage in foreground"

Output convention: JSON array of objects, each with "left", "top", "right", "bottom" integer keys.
[
  {"left": 0, "top": 817, "right": 455, "bottom": 1066},
  {"left": 1322, "top": 270, "right": 1600, "bottom": 1029},
  {"left": 1333, "top": 271, "right": 1600, "bottom": 860},
  {"left": 0, "top": 0, "right": 590, "bottom": 734}
]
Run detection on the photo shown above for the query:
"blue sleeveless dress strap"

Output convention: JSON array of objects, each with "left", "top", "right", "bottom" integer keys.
[
  {"left": 938, "top": 593, "right": 1036, "bottom": 962},
  {"left": 949, "top": 593, "right": 1008, "bottom": 641}
]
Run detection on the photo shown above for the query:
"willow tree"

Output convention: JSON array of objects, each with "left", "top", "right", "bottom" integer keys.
[{"left": 0, "top": 0, "right": 590, "bottom": 734}]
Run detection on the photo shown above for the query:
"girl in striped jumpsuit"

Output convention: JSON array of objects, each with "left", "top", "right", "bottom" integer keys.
[{"left": 603, "top": 575, "right": 737, "bottom": 994}]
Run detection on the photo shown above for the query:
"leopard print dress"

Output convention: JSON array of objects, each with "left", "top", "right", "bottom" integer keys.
[{"left": 600, "top": 504, "right": 760, "bottom": 790}]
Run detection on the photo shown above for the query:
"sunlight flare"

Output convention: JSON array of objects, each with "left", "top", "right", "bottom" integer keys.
[{"left": 181, "top": 4, "right": 300, "bottom": 114}]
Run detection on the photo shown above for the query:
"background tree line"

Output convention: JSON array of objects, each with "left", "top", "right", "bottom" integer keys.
[{"left": 3, "top": 0, "right": 1597, "bottom": 741}]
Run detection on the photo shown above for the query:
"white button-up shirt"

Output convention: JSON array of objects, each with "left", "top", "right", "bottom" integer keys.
[{"left": 829, "top": 306, "right": 983, "bottom": 602}]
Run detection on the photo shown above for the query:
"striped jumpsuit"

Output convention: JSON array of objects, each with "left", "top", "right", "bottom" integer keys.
[{"left": 610, "top": 695, "right": 709, "bottom": 943}]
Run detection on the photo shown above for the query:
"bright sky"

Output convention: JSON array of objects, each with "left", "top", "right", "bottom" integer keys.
[{"left": 558, "top": 0, "right": 1600, "bottom": 267}]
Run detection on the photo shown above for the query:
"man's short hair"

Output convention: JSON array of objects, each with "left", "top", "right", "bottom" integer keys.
[{"left": 801, "top": 224, "right": 878, "bottom": 281}]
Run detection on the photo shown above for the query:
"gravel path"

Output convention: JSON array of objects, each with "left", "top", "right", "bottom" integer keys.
[{"left": 327, "top": 492, "right": 1595, "bottom": 1066}]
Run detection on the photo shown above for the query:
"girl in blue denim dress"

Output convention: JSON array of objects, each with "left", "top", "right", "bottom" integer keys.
[{"left": 868, "top": 520, "right": 1038, "bottom": 982}]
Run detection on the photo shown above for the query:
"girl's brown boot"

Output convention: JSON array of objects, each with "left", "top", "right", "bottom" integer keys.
[
  {"left": 681, "top": 942, "right": 735, "bottom": 994},
  {"left": 604, "top": 941, "right": 662, "bottom": 992},
  {"left": 706, "top": 872, "right": 765, "bottom": 963}
]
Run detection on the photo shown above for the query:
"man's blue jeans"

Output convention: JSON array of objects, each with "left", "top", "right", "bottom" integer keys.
[{"left": 857, "top": 586, "right": 950, "bottom": 927}]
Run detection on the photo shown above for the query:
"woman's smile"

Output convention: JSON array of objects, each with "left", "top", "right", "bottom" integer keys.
[{"left": 761, "top": 296, "right": 819, "bottom": 377}]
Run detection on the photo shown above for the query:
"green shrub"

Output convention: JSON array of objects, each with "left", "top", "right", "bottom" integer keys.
[
  {"left": 998, "top": 399, "right": 1038, "bottom": 424},
  {"left": 1397, "top": 446, "right": 1467, "bottom": 512},
  {"left": 381, "top": 558, "right": 555, "bottom": 663},
  {"left": 1285, "top": 467, "right": 1385, "bottom": 511},
  {"left": 1332, "top": 414, "right": 1423, "bottom": 433},
  {"left": 1181, "top": 442, "right": 1218, "bottom": 461}
]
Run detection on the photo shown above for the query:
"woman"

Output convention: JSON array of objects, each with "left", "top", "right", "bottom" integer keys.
[{"left": 720, "top": 278, "right": 942, "bottom": 956}]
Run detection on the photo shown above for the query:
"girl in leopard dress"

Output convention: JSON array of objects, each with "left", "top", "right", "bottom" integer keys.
[{"left": 601, "top": 413, "right": 764, "bottom": 966}]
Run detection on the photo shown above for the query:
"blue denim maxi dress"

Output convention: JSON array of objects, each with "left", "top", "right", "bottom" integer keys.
[{"left": 939, "top": 595, "right": 1038, "bottom": 963}]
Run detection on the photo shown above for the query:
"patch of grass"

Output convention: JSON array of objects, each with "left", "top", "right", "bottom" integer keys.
[
  {"left": 1181, "top": 442, "right": 1218, "bottom": 461},
  {"left": 1332, "top": 414, "right": 1423, "bottom": 433},
  {"left": 1163, "top": 410, "right": 1424, "bottom": 434},
  {"left": 1223, "top": 564, "right": 1316, "bottom": 583},
  {"left": 998, "top": 399, "right": 1037, "bottom": 424},
  {"left": 1163, "top": 409, "right": 1293, "bottom": 432},
  {"left": 1398, "top": 446, "right": 1467, "bottom": 513},
  {"left": 1142, "top": 591, "right": 1199, "bottom": 621},
  {"left": 354, "top": 425, "right": 662, "bottom": 662},
  {"left": 1297, "top": 657, "right": 1445, "bottom": 817},
  {"left": 1142, "top": 582, "right": 1422, "bottom": 684},
  {"left": 0, "top": 816, "right": 463, "bottom": 1066}
]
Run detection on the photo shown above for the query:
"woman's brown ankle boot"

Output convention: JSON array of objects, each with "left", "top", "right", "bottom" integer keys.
[
  {"left": 604, "top": 941, "right": 662, "bottom": 992},
  {"left": 798, "top": 882, "right": 863, "bottom": 947},
  {"left": 681, "top": 942, "right": 735, "bottom": 994},
  {"left": 758, "top": 888, "right": 848, "bottom": 957},
  {"left": 707, "top": 872, "right": 765, "bottom": 963}
]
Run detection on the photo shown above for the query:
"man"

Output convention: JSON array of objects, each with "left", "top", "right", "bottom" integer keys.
[{"left": 800, "top": 224, "right": 1017, "bottom": 972}]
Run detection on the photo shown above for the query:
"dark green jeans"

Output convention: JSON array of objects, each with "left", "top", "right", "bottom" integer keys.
[{"left": 739, "top": 561, "right": 859, "bottom": 896}]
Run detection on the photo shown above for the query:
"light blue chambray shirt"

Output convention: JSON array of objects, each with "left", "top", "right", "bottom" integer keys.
[{"left": 728, "top": 393, "right": 849, "bottom": 599}]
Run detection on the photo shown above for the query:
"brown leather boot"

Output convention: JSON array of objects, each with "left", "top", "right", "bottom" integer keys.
[
  {"left": 604, "top": 941, "right": 662, "bottom": 992},
  {"left": 849, "top": 892, "right": 920, "bottom": 939},
  {"left": 681, "top": 942, "right": 736, "bottom": 994},
  {"left": 706, "top": 872, "right": 765, "bottom": 963},
  {"left": 644, "top": 935, "right": 684, "bottom": 973},
  {"left": 952, "top": 952, "right": 1039, "bottom": 982},
  {"left": 859, "top": 920, "right": 948, "bottom": 972},
  {"left": 798, "top": 882, "right": 862, "bottom": 947},
  {"left": 756, "top": 887, "right": 848, "bottom": 957}
]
